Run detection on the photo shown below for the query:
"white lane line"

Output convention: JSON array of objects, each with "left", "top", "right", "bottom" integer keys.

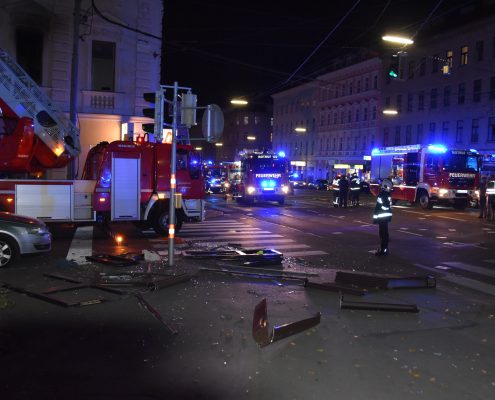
[
  {"left": 436, "top": 215, "right": 465, "bottom": 222},
  {"left": 414, "top": 263, "right": 495, "bottom": 296},
  {"left": 66, "top": 226, "right": 93, "bottom": 265},
  {"left": 397, "top": 230, "right": 423, "bottom": 237},
  {"left": 283, "top": 250, "right": 328, "bottom": 257},
  {"left": 242, "top": 244, "right": 310, "bottom": 250},
  {"left": 179, "top": 228, "right": 262, "bottom": 233},
  {"left": 442, "top": 261, "right": 495, "bottom": 278},
  {"left": 184, "top": 234, "right": 284, "bottom": 241}
]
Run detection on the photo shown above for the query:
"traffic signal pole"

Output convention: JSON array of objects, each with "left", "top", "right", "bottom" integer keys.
[{"left": 168, "top": 82, "right": 179, "bottom": 266}]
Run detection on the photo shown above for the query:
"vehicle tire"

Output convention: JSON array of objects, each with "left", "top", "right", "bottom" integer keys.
[
  {"left": 278, "top": 197, "right": 285, "bottom": 205},
  {"left": 418, "top": 191, "right": 433, "bottom": 210},
  {"left": 0, "top": 235, "right": 19, "bottom": 268},
  {"left": 152, "top": 209, "right": 184, "bottom": 235}
]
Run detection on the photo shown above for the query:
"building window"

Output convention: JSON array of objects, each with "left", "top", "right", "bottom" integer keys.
[
  {"left": 458, "top": 83, "right": 466, "bottom": 104},
  {"left": 333, "top": 138, "right": 336, "bottom": 150},
  {"left": 428, "top": 122, "right": 436, "bottom": 143},
  {"left": 349, "top": 82, "right": 353, "bottom": 95},
  {"left": 442, "top": 121, "right": 449, "bottom": 142},
  {"left": 394, "top": 126, "right": 400, "bottom": 145},
  {"left": 383, "top": 128, "right": 389, "bottom": 146},
  {"left": 254, "top": 116, "right": 260, "bottom": 125},
  {"left": 405, "top": 125, "right": 412, "bottom": 144},
  {"left": 396, "top": 95, "right": 402, "bottom": 112},
  {"left": 373, "top": 75, "right": 378, "bottom": 89},
  {"left": 16, "top": 28, "right": 43, "bottom": 85},
  {"left": 355, "top": 109, "right": 360, "bottom": 122},
  {"left": 243, "top": 116, "right": 249, "bottom": 125},
  {"left": 493, "top": 37, "right": 495, "bottom": 58},
  {"left": 354, "top": 136, "right": 358, "bottom": 150},
  {"left": 416, "top": 124, "right": 423, "bottom": 144},
  {"left": 432, "top": 54, "right": 439, "bottom": 73},
  {"left": 473, "top": 79, "right": 482, "bottom": 102},
  {"left": 362, "top": 135, "right": 367, "bottom": 150},
  {"left": 408, "top": 60, "right": 415, "bottom": 79},
  {"left": 443, "top": 86, "right": 451, "bottom": 107},
  {"left": 456, "top": 120, "right": 464, "bottom": 144},
  {"left": 430, "top": 88, "right": 438, "bottom": 109},
  {"left": 364, "top": 107, "right": 368, "bottom": 121},
  {"left": 334, "top": 112, "right": 338, "bottom": 124},
  {"left": 418, "top": 91, "right": 425, "bottom": 110},
  {"left": 407, "top": 93, "right": 413, "bottom": 112},
  {"left": 357, "top": 80, "right": 361, "bottom": 93},
  {"left": 327, "top": 113, "right": 331, "bottom": 125},
  {"left": 491, "top": 77, "right": 495, "bottom": 100},
  {"left": 92, "top": 40, "right": 116, "bottom": 91},
  {"left": 365, "top": 77, "right": 369, "bottom": 90},
  {"left": 446, "top": 50, "right": 453, "bottom": 68},
  {"left": 372, "top": 106, "right": 377, "bottom": 120},
  {"left": 339, "top": 137, "right": 343, "bottom": 150},
  {"left": 340, "top": 111, "right": 344, "bottom": 124},
  {"left": 475, "top": 40, "right": 484, "bottom": 61},
  {"left": 488, "top": 117, "right": 495, "bottom": 142},
  {"left": 385, "top": 97, "right": 391, "bottom": 107},
  {"left": 471, "top": 119, "right": 479, "bottom": 143},
  {"left": 419, "top": 57, "right": 426, "bottom": 76},
  {"left": 347, "top": 110, "right": 352, "bottom": 123},
  {"left": 460, "top": 46, "right": 469, "bottom": 66}
]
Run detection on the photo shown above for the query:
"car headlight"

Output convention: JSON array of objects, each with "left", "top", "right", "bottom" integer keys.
[
  {"left": 439, "top": 188, "right": 449, "bottom": 196},
  {"left": 247, "top": 186, "right": 256, "bottom": 194},
  {"left": 27, "top": 226, "right": 49, "bottom": 235},
  {"left": 281, "top": 185, "right": 289, "bottom": 194}
]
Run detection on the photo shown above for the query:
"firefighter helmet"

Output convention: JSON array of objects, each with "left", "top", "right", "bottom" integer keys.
[{"left": 381, "top": 179, "right": 393, "bottom": 191}]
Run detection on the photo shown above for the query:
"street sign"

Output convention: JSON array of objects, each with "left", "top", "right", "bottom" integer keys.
[{"left": 202, "top": 104, "right": 224, "bottom": 143}]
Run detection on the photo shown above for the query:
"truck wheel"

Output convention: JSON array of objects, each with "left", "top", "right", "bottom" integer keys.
[
  {"left": 153, "top": 210, "right": 183, "bottom": 235},
  {"left": 278, "top": 197, "right": 285, "bottom": 205},
  {"left": 0, "top": 235, "right": 19, "bottom": 268},
  {"left": 418, "top": 191, "right": 433, "bottom": 210}
]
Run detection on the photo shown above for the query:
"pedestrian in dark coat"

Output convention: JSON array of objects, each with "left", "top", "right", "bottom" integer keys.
[
  {"left": 373, "top": 179, "right": 393, "bottom": 256},
  {"left": 338, "top": 175, "right": 350, "bottom": 208},
  {"left": 478, "top": 176, "right": 487, "bottom": 219},
  {"left": 350, "top": 172, "right": 361, "bottom": 206}
]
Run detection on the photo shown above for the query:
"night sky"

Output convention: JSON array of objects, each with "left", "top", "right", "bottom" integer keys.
[{"left": 162, "top": 0, "right": 482, "bottom": 109}]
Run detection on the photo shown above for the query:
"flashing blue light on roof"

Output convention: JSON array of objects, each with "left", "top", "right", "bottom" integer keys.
[
  {"left": 191, "top": 160, "right": 198, "bottom": 165},
  {"left": 469, "top": 148, "right": 478, "bottom": 153},
  {"left": 427, "top": 144, "right": 447, "bottom": 154},
  {"left": 278, "top": 151, "right": 286, "bottom": 158},
  {"left": 293, "top": 172, "right": 299, "bottom": 178},
  {"left": 261, "top": 179, "right": 276, "bottom": 188},
  {"left": 371, "top": 147, "right": 380, "bottom": 155},
  {"left": 207, "top": 160, "right": 213, "bottom": 165}
]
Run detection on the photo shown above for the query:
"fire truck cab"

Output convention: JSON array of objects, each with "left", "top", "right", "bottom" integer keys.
[
  {"left": 369, "top": 144, "right": 481, "bottom": 210},
  {"left": 233, "top": 151, "right": 290, "bottom": 205}
]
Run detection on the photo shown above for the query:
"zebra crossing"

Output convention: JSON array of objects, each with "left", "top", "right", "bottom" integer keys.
[
  {"left": 415, "top": 259, "right": 495, "bottom": 296},
  {"left": 147, "top": 219, "right": 328, "bottom": 258}
]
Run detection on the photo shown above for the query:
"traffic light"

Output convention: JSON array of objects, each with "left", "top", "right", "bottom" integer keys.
[
  {"left": 388, "top": 54, "right": 399, "bottom": 78},
  {"left": 142, "top": 90, "right": 164, "bottom": 137}
]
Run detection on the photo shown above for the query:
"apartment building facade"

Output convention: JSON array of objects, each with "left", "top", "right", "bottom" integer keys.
[
  {"left": 0, "top": 0, "right": 162, "bottom": 176},
  {"left": 380, "top": 14, "right": 495, "bottom": 155}
]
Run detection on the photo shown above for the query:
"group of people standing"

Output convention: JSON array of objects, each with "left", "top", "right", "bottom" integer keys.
[
  {"left": 333, "top": 172, "right": 361, "bottom": 208},
  {"left": 478, "top": 176, "right": 495, "bottom": 221}
]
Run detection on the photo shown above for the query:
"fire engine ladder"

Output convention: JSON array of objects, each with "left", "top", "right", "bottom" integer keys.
[{"left": 0, "top": 47, "right": 80, "bottom": 158}]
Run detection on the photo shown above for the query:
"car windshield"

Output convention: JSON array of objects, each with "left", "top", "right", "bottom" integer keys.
[
  {"left": 443, "top": 153, "right": 480, "bottom": 172},
  {"left": 248, "top": 158, "right": 287, "bottom": 173}
]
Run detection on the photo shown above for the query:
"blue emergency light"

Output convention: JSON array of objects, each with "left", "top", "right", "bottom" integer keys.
[
  {"left": 261, "top": 179, "right": 276, "bottom": 188},
  {"left": 427, "top": 144, "right": 447, "bottom": 153},
  {"left": 278, "top": 151, "right": 286, "bottom": 158}
]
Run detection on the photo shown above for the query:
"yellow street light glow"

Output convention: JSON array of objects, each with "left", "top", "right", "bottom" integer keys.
[
  {"left": 230, "top": 99, "right": 248, "bottom": 105},
  {"left": 383, "top": 109, "right": 398, "bottom": 115},
  {"left": 382, "top": 35, "right": 414, "bottom": 45},
  {"left": 194, "top": 146, "right": 203, "bottom": 151},
  {"left": 247, "top": 136, "right": 256, "bottom": 141},
  {"left": 115, "top": 234, "right": 124, "bottom": 245},
  {"left": 215, "top": 142, "right": 223, "bottom": 146},
  {"left": 294, "top": 127, "right": 307, "bottom": 132}
]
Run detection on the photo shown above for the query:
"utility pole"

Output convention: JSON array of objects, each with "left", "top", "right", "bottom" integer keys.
[{"left": 69, "top": 0, "right": 81, "bottom": 179}]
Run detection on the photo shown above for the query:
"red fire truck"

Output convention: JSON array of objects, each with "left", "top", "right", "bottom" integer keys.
[
  {"left": 232, "top": 150, "right": 290, "bottom": 205},
  {"left": 0, "top": 48, "right": 205, "bottom": 233},
  {"left": 369, "top": 144, "right": 481, "bottom": 210}
]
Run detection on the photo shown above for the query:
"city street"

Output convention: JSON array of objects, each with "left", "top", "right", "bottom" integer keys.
[{"left": 1, "top": 189, "right": 495, "bottom": 399}]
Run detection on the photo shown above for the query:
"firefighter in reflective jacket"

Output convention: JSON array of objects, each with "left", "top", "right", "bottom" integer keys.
[
  {"left": 350, "top": 172, "right": 360, "bottom": 206},
  {"left": 373, "top": 179, "right": 393, "bottom": 256}
]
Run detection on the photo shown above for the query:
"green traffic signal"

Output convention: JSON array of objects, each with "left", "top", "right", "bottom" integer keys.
[{"left": 389, "top": 70, "right": 398, "bottom": 78}]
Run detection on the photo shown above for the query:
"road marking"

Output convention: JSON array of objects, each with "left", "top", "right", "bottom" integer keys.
[
  {"left": 397, "top": 230, "right": 423, "bottom": 236},
  {"left": 182, "top": 233, "right": 284, "bottom": 241},
  {"left": 179, "top": 227, "right": 262, "bottom": 233},
  {"left": 283, "top": 250, "right": 328, "bottom": 257},
  {"left": 242, "top": 244, "right": 310, "bottom": 250},
  {"left": 414, "top": 263, "right": 495, "bottom": 296},
  {"left": 441, "top": 261, "right": 495, "bottom": 278},
  {"left": 434, "top": 265, "right": 451, "bottom": 270},
  {"left": 436, "top": 215, "right": 465, "bottom": 222},
  {"left": 66, "top": 226, "right": 93, "bottom": 265}
]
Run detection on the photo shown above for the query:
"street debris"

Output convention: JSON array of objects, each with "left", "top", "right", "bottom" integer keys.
[
  {"left": 184, "top": 246, "right": 283, "bottom": 266},
  {"left": 135, "top": 293, "right": 179, "bottom": 335},
  {"left": 340, "top": 294, "right": 419, "bottom": 313},
  {"left": 335, "top": 271, "right": 436, "bottom": 290},
  {"left": 200, "top": 267, "right": 307, "bottom": 283},
  {"left": 85, "top": 253, "right": 141, "bottom": 267},
  {"left": 252, "top": 298, "right": 321, "bottom": 347},
  {"left": 304, "top": 279, "right": 367, "bottom": 296}
]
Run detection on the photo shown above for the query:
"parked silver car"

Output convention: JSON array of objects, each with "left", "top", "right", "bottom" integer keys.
[{"left": 0, "top": 212, "right": 51, "bottom": 267}]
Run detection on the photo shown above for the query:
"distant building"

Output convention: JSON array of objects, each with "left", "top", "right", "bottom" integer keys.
[
  {"left": 272, "top": 83, "right": 319, "bottom": 181},
  {"left": 216, "top": 105, "right": 272, "bottom": 161},
  {"left": 0, "top": 0, "right": 162, "bottom": 176},
  {"left": 380, "top": 13, "right": 495, "bottom": 156}
]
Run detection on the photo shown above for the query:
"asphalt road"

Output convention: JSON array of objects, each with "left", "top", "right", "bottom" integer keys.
[{"left": 1, "top": 190, "right": 494, "bottom": 399}]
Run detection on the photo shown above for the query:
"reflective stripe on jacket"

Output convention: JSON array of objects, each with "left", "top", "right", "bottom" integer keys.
[{"left": 373, "top": 190, "right": 392, "bottom": 223}]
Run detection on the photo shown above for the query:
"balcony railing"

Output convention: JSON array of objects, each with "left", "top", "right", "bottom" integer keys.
[{"left": 81, "top": 90, "right": 130, "bottom": 114}]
